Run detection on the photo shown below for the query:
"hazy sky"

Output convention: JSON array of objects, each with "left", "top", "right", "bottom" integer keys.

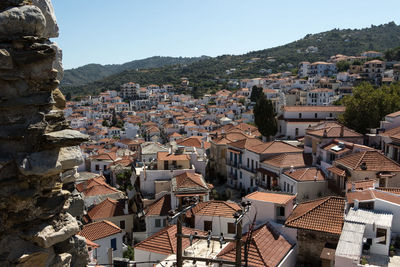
[{"left": 52, "top": 0, "right": 400, "bottom": 69}]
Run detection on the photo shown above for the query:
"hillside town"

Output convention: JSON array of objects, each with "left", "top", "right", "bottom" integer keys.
[{"left": 64, "top": 51, "right": 400, "bottom": 267}]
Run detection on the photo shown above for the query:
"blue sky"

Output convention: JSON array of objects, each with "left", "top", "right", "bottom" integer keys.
[{"left": 52, "top": 0, "right": 400, "bottom": 69}]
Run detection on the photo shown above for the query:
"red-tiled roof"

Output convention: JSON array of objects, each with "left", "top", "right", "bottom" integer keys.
[
  {"left": 285, "top": 196, "right": 345, "bottom": 235},
  {"left": 217, "top": 222, "right": 293, "bottom": 267},
  {"left": 245, "top": 191, "right": 296, "bottom": 205},
  {"left": 145, "top": 194, "right": 171, "bottom": 216},
  {"left": 188, "top": 201, "right": 241, "bottom": 218},
  {"left": 262, "top": 153, "right": 307, "bottom": 168},
  {"left": 283, "top": 167, "right": 325, "bottom": 182},
  {"left": 283, "top": 106, "right": 345, "bottom": 112},
  {"left": 87, "top": 198, "right": 131, "bottom": 221},
  {"left": 134, "top": 225, "right": 205, "bottom": 255},
  {"left": 79, "top": 220, "right": 122, "bottom": 241},
  {"left": 157, "top": 151, "right": 190, "bottom": 161},
  {"left": 335, "top": 151, "right": 400, "bottom": 172},
  {"left": 173, "top": 171, "right": 209, "bottom": 192},
  {"left": 346, "top": 188, "right": 400, "bottom": 205}
]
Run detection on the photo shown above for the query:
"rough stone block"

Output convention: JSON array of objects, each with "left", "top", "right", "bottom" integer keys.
[{"left": 0, "top": 6, "right": 46, "bottom": 38}]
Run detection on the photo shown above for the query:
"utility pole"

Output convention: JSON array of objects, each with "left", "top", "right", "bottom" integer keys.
[{"left": 235, "top": 221, "right": 242, "bottom": 267}]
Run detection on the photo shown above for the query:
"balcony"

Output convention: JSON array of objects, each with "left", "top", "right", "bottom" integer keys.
[{"left": 226, "top": 160, "right": 241, "bottom": 169}]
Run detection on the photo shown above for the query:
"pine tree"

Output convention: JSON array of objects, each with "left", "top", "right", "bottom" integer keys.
[
  {"left": 253, "top": 94, "right": 277, "bottom": 141},
  {"left": 250, "top": 86, "right": 263, "bottom": 102}
]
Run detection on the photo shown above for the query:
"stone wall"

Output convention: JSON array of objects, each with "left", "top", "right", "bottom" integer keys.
[
  {"left": 0, "top": 1, "right": 89, "bottom": 266},
  {"left": 296, "top": 229, "right": 340, "bottom": 266}
]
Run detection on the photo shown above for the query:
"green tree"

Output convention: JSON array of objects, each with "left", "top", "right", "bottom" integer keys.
[
  {"left": 111, "top": 109, "right": 118, "bottom": 126},
  {"left": 336, "top": 60, "right": 351, "bottom": 72},
  {"left": 340, "top": 82, "right": 400, "bottom": 134},
  {"left": 250, "top": 86, "right": 263, "bottom": 102},
  {"left": 253, "top": 94, "right": 277, "bottom": 141},
  {"left": 65, "top": 92, "right": 72, "bottom": 101}
]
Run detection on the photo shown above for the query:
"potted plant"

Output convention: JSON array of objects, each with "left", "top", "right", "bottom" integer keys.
[{"left": 390, "top": 245, "right": 396, "bottom": 256}]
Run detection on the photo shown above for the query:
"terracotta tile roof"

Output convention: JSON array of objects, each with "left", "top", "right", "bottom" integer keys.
[
  {"left": 87, "top": 198, "right": 132, "bottom": 221},
  {"left": 327, "top": 166, "right": 346, "bottom": 177},
  {"left": 376, "top": 187, "right": 400, "bottom": 195},
  {"left": 91, "top": 152, "right": 118, "bottom": 161},
  {"left": 228, "top": 138, "right": 264, "bottom": 150},
  {"left": 285, "top": 196, "right": 345, "bottom": 235},
  {"left": 250, "top": 140, "right": 303, "bottom": 154},
  {"left": 346, "top": 189, "right": 400, "bottom": 205},
  {"left": 245, "top": 191, "right": 296, "bottom": 205},
  {"left": 188, "top": 201, "right": 241, "bottom": 218},
  {"left": 283, "top": 106, "right": 345, "bottom": 112},
  {"left": 79, "top": 220, "right": 122, "bottom": 241},
  {"left": 334, "top": 151, "right": 400, "bottom": 172},
  {"left": 379, "top": 125, "right": 400, "bottom": 137},
  {"left": 145, "top": 194, "right": 171, "bottom": 216},
  {"left": 345, "top": 180, "right": 376, "bottom": 192},
  {"left": 85, "top": 238, "right": 100, "bottom": 248},
  {"left": 261, "top": 153, "right": 307, "bottom": 168},
  {"left": 134, "top": 225, "right": 205, "bottom": 255},
  {"left": 283, "top": 167, "right": 325, "bottom": 182},
  {"left": 176, "top": 136, "right": 210, "bottom": 149},
  {"left": 217, "top": 222, "right": 293, "bottom": 267},
  {"left": 157, "top": 151, "right": 190, "bottom": 161},
  {"left": 306, "top": 122, "right": 362, "bottom": 138},
  {"left": 172, "top": 172, "right": 209, "bottom": 192},
  {"left": 76, "top": 176, "right": 121, "bottom": 197}
]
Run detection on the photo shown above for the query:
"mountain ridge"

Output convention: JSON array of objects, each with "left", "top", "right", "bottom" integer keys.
[{"left": 61, "top": 22, "right": 400, "bottom": 98}]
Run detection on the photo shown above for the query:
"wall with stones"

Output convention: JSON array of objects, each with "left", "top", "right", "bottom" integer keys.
[
  {"left": 0, "top": 1, "right": 89, "bottom": 266},
  {"left": 296, "top": 229, "right": 340, "bottom": 267}
]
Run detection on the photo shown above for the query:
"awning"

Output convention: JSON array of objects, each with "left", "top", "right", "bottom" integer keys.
[{"left": 227, "top": 148, "right": 241, "bottom": 154}]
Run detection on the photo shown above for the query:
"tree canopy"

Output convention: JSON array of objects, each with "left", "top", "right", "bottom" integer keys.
[
  {"left": 340, "top": 82, "right": 400, "bottom": 134},
  {"left": 250, "top": 86, "right": 263, "bottom": 102},
  {"left": 253, "top": 94, "right": 277, "bottom": 140}
]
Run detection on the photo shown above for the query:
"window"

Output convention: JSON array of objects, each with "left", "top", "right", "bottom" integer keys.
[
  {"left": 204, "top": 220, "right": 212, "bottom": 231},
  {"left": 284, "top": 182, "right": 287, "bottom": 191},
  {"left": 298, "top": 113, "right": 302, "bottom": 119},
  {"left": 111, "top": 238, "right": 117, "bottom": 251},
  {"left": 295, "top": 128, "right": 299, "bottom": 136},
  {"left": 251, "top": 179, "right": 254, "bottom": 186},
  {"left": 314, "top": 113, "right": 318, "bottom": 118},
  {"left": 251, "top": 159, "right": 254, "bottom": 171},
  {"left": 247, "top": 158, "right": 249, "bottom": 168},
  {"left": 103, "top": 165, "right": 107, "bottom": 171},
  {"left": 230, "top": 152, "right": 233, "bottom": 161},
  {"left": 95, "top": 165, "right": 99, "bottom": 171},
  {"left": 240, "top": 171, "right": 242, "bottom": 179},
  {"left": 290, "top": 185, "right": 293, "bottom": 193},
  {"left": 120, "top": 220, "right": 125, "bottom": 229},
  {"left": 376, "top": 228, "right": 387, "bottom": 245},
  {"left": 227, "top": 223, "right": 236, "bottom": 234},
  {"left": 276, "top": 206, "right": 285, "bottom": 217},
  {"left": 155, "top": 218, "right": 161, "bottom": 227},
  {"left": 163, "top": 219, "right": 167, "bottom": 227}
]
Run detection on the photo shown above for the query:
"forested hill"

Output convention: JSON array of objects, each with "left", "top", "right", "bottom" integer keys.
[
  {"left": 61, "top": 56, "right": 209, "bottom": 87},
  {"left": 61, "top": 22, "right": 400, "bottom": 98}
]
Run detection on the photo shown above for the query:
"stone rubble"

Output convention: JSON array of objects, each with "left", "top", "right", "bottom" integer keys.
[{"left": 0, "top": 1, "right": 89, "bottom": 266}]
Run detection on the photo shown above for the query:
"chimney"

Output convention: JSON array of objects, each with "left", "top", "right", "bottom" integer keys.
[
  {"left": 354, "top": 199, "right": 359, "bottom": 210},
  {"left": 340, "top": 126, "right": 344, "bottom": 137},
  {"left": 351, "top": 182, "right": 356, "bottom": 192},
  {"left": 289, "top": 165, "right": 294, "bottom": 173},
  {"left": 123, "top": 199, "right": 129, "bottom": 215}
]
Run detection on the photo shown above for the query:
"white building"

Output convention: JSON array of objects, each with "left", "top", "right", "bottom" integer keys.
[
  {"left": 306, "top": 88, "right": 334, "bottom": 106},
  {"left": 79, "top": 220, "right": 124, "bottom": 266}
]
